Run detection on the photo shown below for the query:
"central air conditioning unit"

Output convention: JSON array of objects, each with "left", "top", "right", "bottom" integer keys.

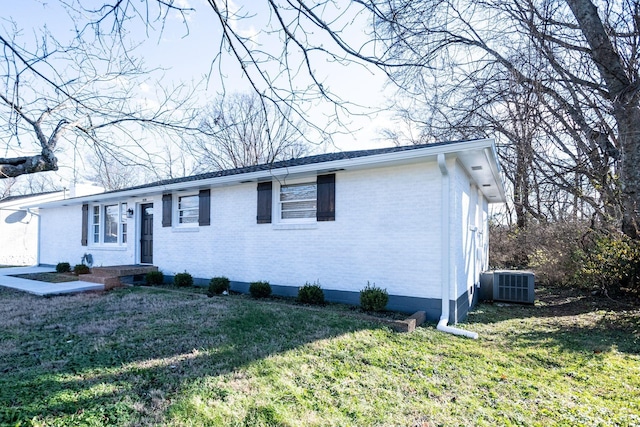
[{"left": 479, "top": 270, "right": 535, "bottom": 304}]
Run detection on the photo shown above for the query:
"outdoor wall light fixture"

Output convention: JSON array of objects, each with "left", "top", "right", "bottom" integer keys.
[{"left": 127, "top": 208, "right": 134, "bottom": 217}]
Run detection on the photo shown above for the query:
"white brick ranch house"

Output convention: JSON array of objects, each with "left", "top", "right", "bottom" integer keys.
[{"left": 36, "top": 139, "right": 505, "bottom": 323}]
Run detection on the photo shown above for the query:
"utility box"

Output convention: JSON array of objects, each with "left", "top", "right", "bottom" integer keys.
[{"left": 479, "top": 270, "right": 535, "bottom": 304}]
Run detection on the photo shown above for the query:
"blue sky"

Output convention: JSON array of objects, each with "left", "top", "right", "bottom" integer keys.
[{"left": 3, "top": 0, "right": 395, "bottom": 156}]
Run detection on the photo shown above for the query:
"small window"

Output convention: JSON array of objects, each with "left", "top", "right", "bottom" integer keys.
[
  {"left": 178, "top": 194, "right": 199, "bottom": 224},
  {"left": 92, "top": 206, "right": 100, "bottom": 243},
  {"left": 121, "top": 203, "right": 128, "bottom": 243},
  {"left": 280, "top": 182, "right": 316, "bottom": 220},
  {"left": 104, "top": 204, "right": 119, "bottom": 243}
]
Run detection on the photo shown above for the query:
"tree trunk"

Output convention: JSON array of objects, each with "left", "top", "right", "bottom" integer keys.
[{"left": 565, "top": 0, "right": 640, "bottom": 238}]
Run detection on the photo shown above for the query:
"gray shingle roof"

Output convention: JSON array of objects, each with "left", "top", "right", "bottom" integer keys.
[{"left": 104, "top": 140, "right": 464, "bottom": 195}]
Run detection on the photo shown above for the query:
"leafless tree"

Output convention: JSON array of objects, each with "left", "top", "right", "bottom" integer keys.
[
  {"left": 0, "top": 5, "right": 199, "bottom": 180},
  {"left": 187, "top": 93, "right": 311, "bottom": 171},
  {"left": 4, "top": 0, "right": 639, "bottom": 238},
  {"left": 364, "top": 0, "right": 638, "bottom": 235}
]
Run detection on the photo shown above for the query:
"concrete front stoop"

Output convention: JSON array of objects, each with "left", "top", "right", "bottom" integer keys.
[{"left": 81, "top": 265, "right": 159, "bottom": 290}]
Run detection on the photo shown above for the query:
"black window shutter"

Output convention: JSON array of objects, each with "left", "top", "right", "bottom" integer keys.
[
  {"left": 199, "top": 189, "right": 211, "bottom": 226},
  {"left": 256, "top": 182, "right": 272, "bottom": 224},
  {"left": 162, "top": 194, "right": 172, "bottom": 227},
  {"left": 81, "top": 204, "right": 89, "bottom": 246},
  {"left": 317, "top": 174, "right": 335, "bottom": 221}
]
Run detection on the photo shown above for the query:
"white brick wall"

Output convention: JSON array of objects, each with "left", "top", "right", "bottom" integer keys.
[{"left": 38, "top": 158, "right": 493, "bottom": 303}]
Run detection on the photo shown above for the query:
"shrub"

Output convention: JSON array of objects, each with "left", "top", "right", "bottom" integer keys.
[
  {"left": 145, "top": 271, "right": 164, "bottom": 286},
  {"left": 73, "top": 264, "right": 90, "bottom": 275},
  {"left": 572, "top": 233, "right": 640, "bottom": 294},
  {"left": 360, "top": 282, "right": 389, "bottom": 312},
  {"left": 249, "top": 281, "right": 272, "bottom": 298},
  {"left": 297, "top": 282, "right": 325, "bottom": 305},
  {"left": 208, "top": 276, "right": 230, "bottom": 297},
  {"left": 174, "top": 272, "right": 194, "bottom": 287},
  {"left": 56, "top": 262, "right": 71, "bottom": 273}
]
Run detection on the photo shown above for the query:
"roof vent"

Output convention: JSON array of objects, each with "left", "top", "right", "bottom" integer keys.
[{"left": 479, "top": 270, "right": 535, "bottom": 304}]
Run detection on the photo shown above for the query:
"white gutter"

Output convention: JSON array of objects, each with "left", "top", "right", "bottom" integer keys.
[
  {"left": 35, "top": 138, "right": 499, "bottom": 209},
  {"left": 436, "top": 153, "right": 479, "bottom": 339}
]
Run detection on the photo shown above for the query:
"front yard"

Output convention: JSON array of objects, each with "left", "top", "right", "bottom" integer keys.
[{"left": 0, "top": 285, "right": 638, "bottom": 426}]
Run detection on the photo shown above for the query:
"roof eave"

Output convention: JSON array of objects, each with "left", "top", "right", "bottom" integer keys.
[{"left": 38, "top": 138, "right": 505, "bottom": 208}]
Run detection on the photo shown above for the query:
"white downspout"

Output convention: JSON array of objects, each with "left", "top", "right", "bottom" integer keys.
[{"left": 436, "top": 154, "right": 479, "bottom": 339}]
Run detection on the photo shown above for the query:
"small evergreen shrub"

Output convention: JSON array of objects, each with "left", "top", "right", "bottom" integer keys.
[
  {"left": 297, "top": 282, "right": 325, "bottom": 305},
  {"left": 360, "top": 282, "right": 389, "bottom": 312},
  {"left": 56, "top": 262, "right": 71, "bottom": 273},
  {"left": 174, "top": 272, "right": 194, "bottom": 287},
  {"left": 249, "top": 281, "right": 272, "bottom": 298},
  {"left": 73, "top": 264, "right": 91, "bottom": 275},
  {"left": 145, "top": 271, "right": 164, "bottom": 286},
  {"left": 208, "top": 276, "right": 230, "bottom": 297}
]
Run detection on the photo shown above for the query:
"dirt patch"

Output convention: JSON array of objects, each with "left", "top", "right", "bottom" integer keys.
[{"left": 10, "top": 272, "right": 79, "bottom": 283}]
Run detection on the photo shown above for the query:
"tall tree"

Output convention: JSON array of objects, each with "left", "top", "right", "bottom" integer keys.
[
  {"left": 187, "top": 93, "right": 311, "bottom": 171},
  {"left": 4, "top": 0, "right": 639, "bottom": 238},
  {"left": 363, "top": 0, "right": 638, "bottom": 234}
]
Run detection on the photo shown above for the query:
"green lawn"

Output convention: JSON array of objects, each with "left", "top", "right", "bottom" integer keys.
[{"left": 0, "top": 286, "right": 638, "bottom": 426}]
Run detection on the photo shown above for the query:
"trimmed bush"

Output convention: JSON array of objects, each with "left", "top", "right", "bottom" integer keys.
[
  {"left": 73, "top": 264, "right": 91, "bottom": 275},
  {"left": 208, "top": 276, "right": 230, "bottom": 297},
  {"left": 249, "top": 281, "right": 272, "bottom": 298},
  {"left": 297, "top": 282, "right": 325, "bottom": 305},
  {"left": 56, "top": 262, "right": 71, "bottom": 273},
  {"left": 174, "top": 272, "right": 194, "bottom": 287},
  {"left": 145, "top": 271, "right": 164, "bottom": 286},
  {"left": 360, "top": 282, "right": 389, "bottom": 312}
]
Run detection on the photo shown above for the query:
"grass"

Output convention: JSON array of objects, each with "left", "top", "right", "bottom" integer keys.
[
  {"left": 10, "top": 272, "right": 79, "bottom": 283},
  {"left": 0, "top": 286, "right": 638, "bottom": 427}
]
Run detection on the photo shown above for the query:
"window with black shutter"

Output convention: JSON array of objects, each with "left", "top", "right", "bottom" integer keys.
[{"left": 257, "top": 182, "right": 272, "bottom": 224}]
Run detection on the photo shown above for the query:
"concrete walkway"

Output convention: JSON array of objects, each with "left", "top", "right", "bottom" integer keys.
[{"left": 0, "top": 266, "right": 104, "bottom": 296}]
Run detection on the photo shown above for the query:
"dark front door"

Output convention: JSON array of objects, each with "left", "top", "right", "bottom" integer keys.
[{"left": 140, "top": 203, "right": 153, "bottom": 264}]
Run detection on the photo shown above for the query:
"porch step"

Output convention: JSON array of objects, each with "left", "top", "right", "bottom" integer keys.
[
  {"left": 83, "top": 265, "right": 159, "bottom": 290},
  {"left": 91, "top": 265, "right": 158, "bottom": 277},
  {"left": 80, "top": 274, "right": 122, "bottom": 290}
]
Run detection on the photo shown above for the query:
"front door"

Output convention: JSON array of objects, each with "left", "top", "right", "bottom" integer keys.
[{"left": 140, "top": 203, "right": 153, "bottom": 264}]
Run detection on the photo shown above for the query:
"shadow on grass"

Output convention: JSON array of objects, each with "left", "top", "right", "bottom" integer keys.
[
  {"left": 468, "top": 286, "right": 640, "bottom": 356},
  {"left": 0, "top": 286, "right": 381, "bottom": 425}
]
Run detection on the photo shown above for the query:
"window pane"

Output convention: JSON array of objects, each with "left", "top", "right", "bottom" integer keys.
[
  {"left": 279, "top": 182, "right": 316, "bottom": 220},
  {"left": 179, "top": 195, "right": 198, "bottom": 209},
  {"left": 92, "top": 206, "right": 100, "bottom": 243},
  {"left": 282, "top": 210, "right": 316, "bottom": 219},
  {"left": 179, "top": 216, "right": 199, "bottom": 224},
  {"left": 104, "top": 205, "right": 118, "bottom": 243},
  {"left": 280, "top": 183, "right": 316, "bottom": 201},
  {"left": 178, "top": 195, "right": 199, "bottom": 224},
  {"left": 281, "top": 201, "right": 316, "bottom": 211},
  {"left": 121, "top": 203, "right": 128, "bottom": 244}
]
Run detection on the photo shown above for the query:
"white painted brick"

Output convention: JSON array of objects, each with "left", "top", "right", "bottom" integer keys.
[{"left": 38, "top": 159, "right": 488, "bottom": 303}]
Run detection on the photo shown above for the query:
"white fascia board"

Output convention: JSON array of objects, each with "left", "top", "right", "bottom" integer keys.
[{"left": 38, "top": 138, "right": 500, "bottom": 209}]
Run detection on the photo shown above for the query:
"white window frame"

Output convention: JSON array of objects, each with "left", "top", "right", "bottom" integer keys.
[
  {"left": 121, "top": 202, "right": 128, "bottom": 243},
  {"left": 276, "top": 179, "right": 317, "bottom": 224},
  {"left": 89, "top": 202, "right": 128, "bottom": 246},
  {"left": 92, "top": 206, "right": 100, "bottom": 244},
  {"left": 176, "top": 193, "right": 199, "bottom": 227}
]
